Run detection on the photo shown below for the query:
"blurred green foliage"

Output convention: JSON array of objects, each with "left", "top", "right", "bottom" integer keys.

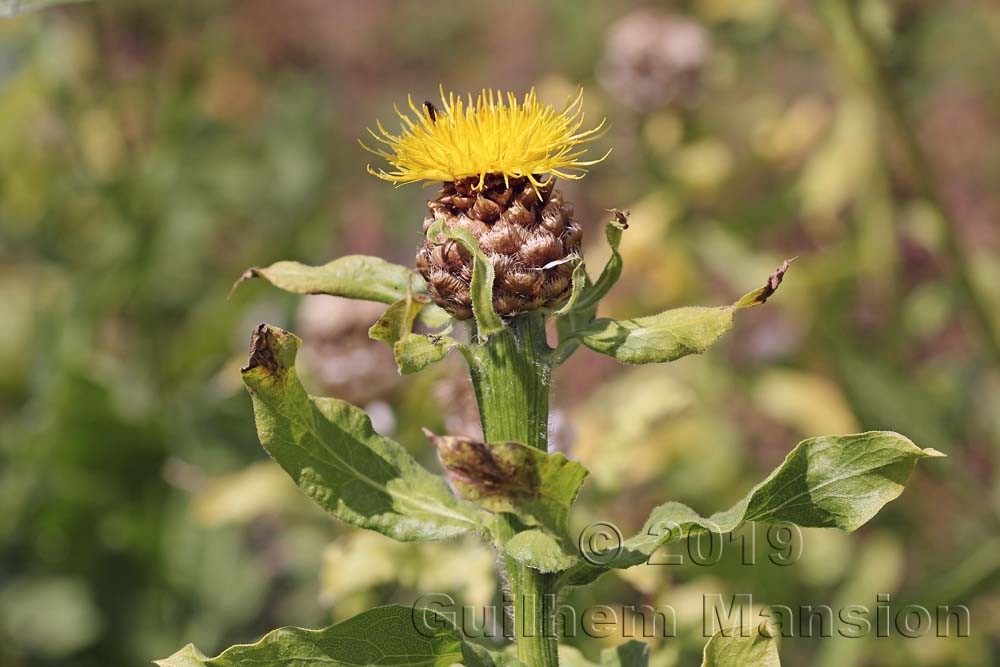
[{"left": 1, "top": 1, "right": 999, "bottom": 666}]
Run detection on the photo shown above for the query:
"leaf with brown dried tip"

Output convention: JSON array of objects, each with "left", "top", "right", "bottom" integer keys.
[
  {"left": 735, "top": 258, "right": 795, "bottom": 309},
  {"left": 574, "top": 260, "right": 794, "bottom": 365},
  {"left": 242, "top": 324, "right": 488, "bottom": 542},
  {"left": 424, "top": 429, "right": 588, "bottom": 537}
]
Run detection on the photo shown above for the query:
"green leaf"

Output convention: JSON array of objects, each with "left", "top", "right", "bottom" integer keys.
[
  {"left": 483, "top": 651, "right": 527, "bottom": 667},
  {"left": 733, "top": 259, "right": 794, "bottom": 309},
  {"left": 563, "top": 432, "right": 943, "bottom": 585},
  {"left": 575, "top": 260, "right": 792, "bottom": 365},
  {"left": 155, "top": 605, "right": 495, "bottom": 667},
  {"left": 425, "top": 431, "right": 588, "bottom": 536},
  {"left": 576, "top": 212, "right": 628, "bottom": 312},
  {"left": 242, "top": 324, "right": 488, "bottom": 541},
  {"left": 155, "top": 644, "right": 209, "bottom": 667},
  {"left": 577, "top": 305, "right": 736, "bottom": 364},
  {"left": 368, "top": 293, "right": 430, "bottom": 346},
  {"left": 554, "top": 214, "right": 628, "bottom": 365},
  {"left": 504, "top": 529, "right": 580, "bottom": 573},
  {"left": 426, "top": 219, "right": 504, "bottom": 340},
  {"left": 601, "top": 640, "right": 649, "bottom": 667},
  {"left": 237, "top": 255, "right": 414, "bottom": 303},
  {"left": 395, "top": 333, "right": 456, "bottom": 375},
  {"left": 552, "top": 255, "right": 587, "bottom": 316},
  {"left": 554, "top": 298, "right": 596, "bottom": 366},
  {"left": 702, "top": 625, "right": 780, "bottom": 667},
  {"left": 369, "top": 293, "right": 459, "bottom": 375},
  {"left": 234, "top": 255, "right": 450, "bottom": 327}
]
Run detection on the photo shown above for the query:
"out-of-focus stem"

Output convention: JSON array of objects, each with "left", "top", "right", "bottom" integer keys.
[{"left": 817, "top": 0, "right": 1000, "bottom": 368}]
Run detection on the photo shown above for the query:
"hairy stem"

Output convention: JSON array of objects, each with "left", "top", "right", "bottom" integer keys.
[
  {"left": 468, "top": 313, "right": 552, "bottom": 451},
  {"left": 466, "top": 312, "right": 559, "bottom": 666},
  {"left": 493, "top": 514, "right": 561, "bottom": 666}
]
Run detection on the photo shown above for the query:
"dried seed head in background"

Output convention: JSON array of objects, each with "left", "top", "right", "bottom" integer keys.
[
  {"left": 295, "top": 295, "right": 400, "bottom": 406},
  {"left": 598, "top": 10, "right": 711, "bottom": 112},
  {"left": 433, "top": 372, "right": 485, "bottom": 442}
]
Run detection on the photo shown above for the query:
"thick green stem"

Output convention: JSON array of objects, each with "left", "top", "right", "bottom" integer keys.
[
  {"left": 465, "top": 312, "right": 560, "bottom": 666},
  {"left": 493, "top": 515, "right": 561, "bottom": 666},
  {"left": 468, "top": 312, "right": 551, "bottom": 451}
]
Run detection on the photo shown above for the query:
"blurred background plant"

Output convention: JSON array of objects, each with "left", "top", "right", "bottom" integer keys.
[{"left": 1, "top": 1, "right": 998, "bottom": 665}]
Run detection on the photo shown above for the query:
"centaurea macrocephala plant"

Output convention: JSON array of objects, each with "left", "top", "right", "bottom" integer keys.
[{"left": 159, "top": 88, "right": 942, "bottom": 667}]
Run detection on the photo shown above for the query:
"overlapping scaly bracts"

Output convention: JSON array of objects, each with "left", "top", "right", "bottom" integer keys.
[{"left": 417, "top": 175, "right": 581, "bottom": 319}]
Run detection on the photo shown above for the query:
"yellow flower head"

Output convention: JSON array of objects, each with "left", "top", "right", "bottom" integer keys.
[{"left": 362, "top": 87, "right": 608, "bottom": 189}]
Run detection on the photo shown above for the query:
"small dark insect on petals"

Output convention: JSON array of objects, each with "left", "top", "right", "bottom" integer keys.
[{"left": 423, "top": 101, "right": 438, "bottom": 123}]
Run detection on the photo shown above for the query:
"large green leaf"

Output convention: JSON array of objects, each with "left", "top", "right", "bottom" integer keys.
[
  {"left": 234, "top": 254, "right": 450, "bottom": 326},
  {"left": 426, "top": 219, "right": 504, "bottom": 340},
  {"left": 155, "top": 605, "right": 496, "bottom": 667},
  {"left": 237, "top": 255, "right": 414, "bottom": 302},
  {"left": 425, "top": 431, "right": 588, "bottom": 536},
  {"left": 242, "top": 324, "right": 487, "bottom": 541},
  {"left": 563, "top": 432, "right": 943, "bottom": 585},
  {"left": 702, "top": 626, "right": 780, "bottom": 667},
  {"left": 575, "top": 260, "right": 791, "bottom": 364}
]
